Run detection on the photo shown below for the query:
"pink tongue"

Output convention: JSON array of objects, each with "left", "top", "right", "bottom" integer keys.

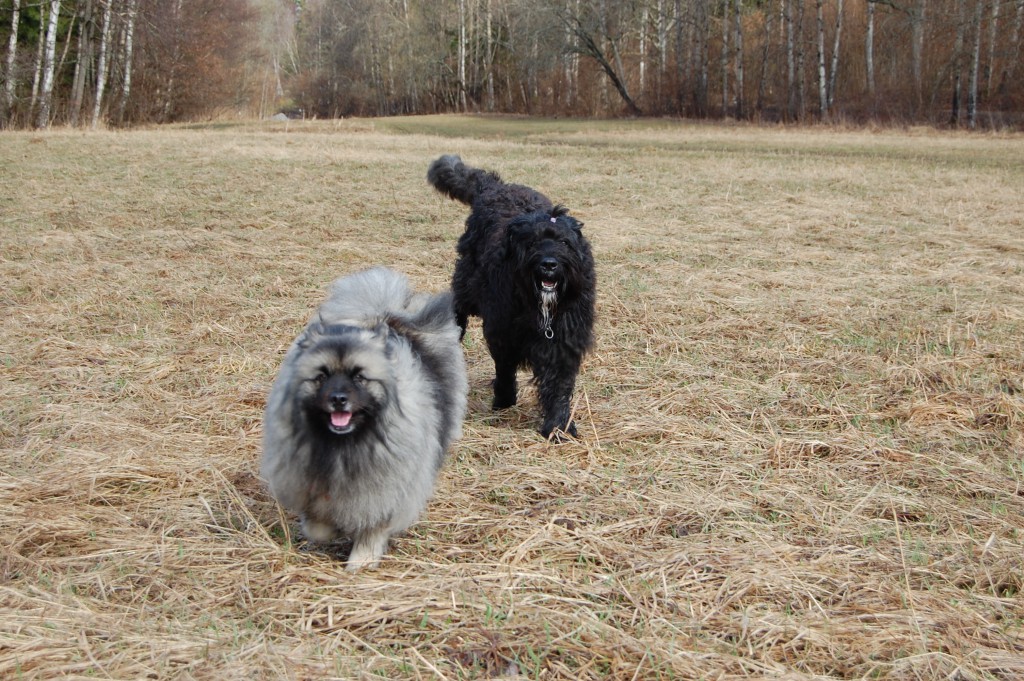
[{"left": 330, "top": 411, "right": 352, "bottom": 428}]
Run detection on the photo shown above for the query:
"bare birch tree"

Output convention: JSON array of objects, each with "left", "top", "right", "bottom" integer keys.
[
  {"left": 733, "top": 0, "right": 744, "bottom": 118},
  {"left": 91, "top": 0, "right": 114, "bottom": 128},
  {"left": 966, "top": 0, "right": 984, "bottom": 128},
  {"left": 721, "top": 0, "right": 731, "bottom": 115},
  {"left": 560, "top": 2, "right": 642, "bottom": 115},
  {"left": 69, "top": 0, "right": 94, "bottom": 127},
  {"left": 827, "top": 0, "right": 844, "bottom": 111},
  {"left": 117, "top": 0, "right": 138, "bottom": 124},
  {"left": 784, "top": 0, "right": 797, "bottom": 118},
  {"left": 35, "top": 0, "right": 62, "bottom": 129},
  {"left": 1, "top": 0, "right": 20, "bottom": 127},
  {"left": 29, "top": 2, "right": 48, "bottom": 116},
  {"left": 865, "top": 0, "right": 875, "bottom": 99},
  {"left": 755, "top": 0, "right": 773, "bottom": 114},
  {"left": 951, "top": 0, "right": 967, "bottom": 125},
  {"left": 1008, "top": 0, "right": 1024, "bottom": 85},
  {"left": 984, "top": 0, "right": 999, "bottom": 96},
  {"left": 457, "top": 0, "right": 468, "bottom": 111},
  {"left": 815, "top": 0, "right": 828, "bottom": 117},
  {"left": 911, "top": 0, "right": 927, "bottom": 114}
]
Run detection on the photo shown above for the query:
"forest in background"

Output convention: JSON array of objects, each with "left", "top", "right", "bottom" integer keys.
[{"left": 2, "top": 0, "right": 1022, "bottom": 130}]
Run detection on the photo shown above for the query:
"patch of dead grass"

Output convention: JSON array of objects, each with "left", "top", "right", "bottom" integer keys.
[{"left": 1, "top": 118, "right": 1023, "bottom": 679}]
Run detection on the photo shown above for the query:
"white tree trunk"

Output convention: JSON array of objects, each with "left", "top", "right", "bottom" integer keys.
[
  {"left": 967, "top": 0, "right": 984, "bottom": 128},
  {"left": 457, "top": 0, "right": 467, "bottom": 111},
  {"left": 118, "top": 0, "right": 138, "bottom": 124},
  {"left": 91, "top": 0, "right": 114, "bottom": 128},
  {"left": 1009, "top": 0, "right": 1024, "bottom": 83},
  {"left": 30, "top": 2, "right": 47, "bottom": 114},
  {"left": 985, "top": 0, "right": 999, "bottom": 96},
  {"left": 2, "top": 0, "right": 20, "bottom": 126},
  {"left": 485, "top": 0, "right": 494, "bottom": 111},
  {"left": 70, "top": 0, "right": 94, "bottom": 127},
  {"left": 866, "top": 0, "right": 875, "bottom": 97},
  {"left": 35, "top": 0, "right": 62, "bottom": 128},
  {"left": 639, "top": 3, "right": 648, "bottom": 97},
  {"left": 911, "top": 0, "right": 927, "bottom": 113},
  {"left": 951, "top": 0, "right": 966, "bottom": 125},
  {"left": 733, "top": 0, "right": 744, "bottom": 118},
  {"left": 815, "top": 0, "right": 827, "bottom": 117},
  {"left": 721, "top": 0, "right": 730, "bottom": 115},
  {"left": 784, "top": 0, "right": 796, "bottom": 118},
  {"left": 827, "top": 0, "right": 844, "bottom": 111},
  {"left": 796, "top": 0, "right": 806, "bottom": 119}
]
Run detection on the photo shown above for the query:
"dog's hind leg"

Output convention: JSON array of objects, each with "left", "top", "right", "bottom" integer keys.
[{"left": 346, "top": 525, "right": 392, "bottom": 572}]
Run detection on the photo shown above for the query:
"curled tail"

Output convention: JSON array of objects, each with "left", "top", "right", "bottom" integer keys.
[{"left": 427, "top": 154, "right": 501, "bottom": 206}]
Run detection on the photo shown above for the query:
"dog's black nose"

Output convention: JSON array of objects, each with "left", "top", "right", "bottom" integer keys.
[
  {"left": 328, "top": 392, "right": 349, "bottom": 410},
  {"left": 539, "top": 257, "right": 559, "bottom": 276}
]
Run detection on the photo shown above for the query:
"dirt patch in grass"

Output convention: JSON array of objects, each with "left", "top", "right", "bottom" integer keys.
[{"left": 2, "top": 118, "right": 1022, "bottom": 679}]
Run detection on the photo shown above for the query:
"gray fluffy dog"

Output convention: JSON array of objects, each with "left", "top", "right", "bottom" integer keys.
[{"left": 261, "top": 267, "right": 467, "bottom": 571}]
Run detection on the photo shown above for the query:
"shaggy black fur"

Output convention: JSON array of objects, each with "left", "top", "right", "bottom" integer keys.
[{"left": 428, "top": 154, "right": 596, "bottom": 439}]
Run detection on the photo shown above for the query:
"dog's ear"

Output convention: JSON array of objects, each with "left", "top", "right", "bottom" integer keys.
[{"left": 298, "top": 315, "right": 327, "bottom": 349}]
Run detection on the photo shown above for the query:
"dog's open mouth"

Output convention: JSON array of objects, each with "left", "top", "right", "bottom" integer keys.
[
  {"left": 539, "top": 279, "right": 558, "bottom": 293},
  {"left": 328, "top": 410, "right": 355, "bottom": 435}
]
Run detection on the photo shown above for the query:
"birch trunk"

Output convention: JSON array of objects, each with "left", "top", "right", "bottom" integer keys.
[
  {"left": 673, "top": 0, "right": 687, "bottom": 113},
  {"left": 30, "top": 2, "right": 47, "bottom": 115},
  {"left": 1009, "top": 0, "right": 1024, "bottom": 84},
  {"left": 733, "top": 0, "right": 744, "bottom": 118},
  {"left": 827, "top": 0, "right": 844, "bottom": 111},
  {"left": 696, "top": 0, "right": 710, "bottom": 116},
  {"left": 117, "top": 0, "right": 138, "bottom": 124},
  {"left": 2, "top": 0, "right": 20, "bottom": 126},
  {"left": 721, "top": 0, "right": 730, "bottom": 115},
  {"left": 485, "top": 0, "right": 494, "bottom": 111},
  {"left": 162, "top": 0, "right": 184, "bottom": 122},
  {"left": 91, "top": 0, "right": 113, "bottom": 128},
  {"left": 966, "top": 0, "right": 984, "bottom": 128},
  {"left": 950, "top": 0, "right": 966, "bottom": 125},
  {"left": 70, "top": 0, "right": 94, "bottom": 127},
  {"left": 911, "top": 0, "right": 927, "bottom": 114},
  {"left": 457, "top": 0, "right": 468, "bottom": 111},
  {"left": 984, "top": 0, "right": 999, "bottom": 96},
  {"left": 866, "top": 0, "right": 875, "bottom": 98},
  {"left": 639, "top": 4, "right": 648, "bottom": 97},
  {"left": 784, "top": 0, "right": 796, "bottom": 119},
  {"left": 35, "top": 0, "right": 62, "bottom": 129},
  {"left": 737, "top": 0, "right": 745, "bottom": 116},
  {"left": 815, "top": 0, "right": 828, "bottom": 118},
  {"left": 755, "top": 0, "right": 773, "bottom": 114},
  {"left": 796, "top": 0, "right": 806, "bottom": 119}
]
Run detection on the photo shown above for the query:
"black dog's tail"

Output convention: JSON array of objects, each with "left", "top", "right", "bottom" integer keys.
[{"left": 427, "top": 154, "right": 500, "bottom": 206}]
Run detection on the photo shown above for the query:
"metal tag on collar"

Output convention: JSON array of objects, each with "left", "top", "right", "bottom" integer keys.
[{"left": 544, "top": 326, "right": 554, "bottom": 340}]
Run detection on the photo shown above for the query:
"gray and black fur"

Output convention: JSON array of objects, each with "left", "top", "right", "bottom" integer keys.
[
  {"left": 427, "top": 155, "right": 595, "bottom": 439},
  {"left": 261, "top": 267, "right": 467, "bottom": 571}
]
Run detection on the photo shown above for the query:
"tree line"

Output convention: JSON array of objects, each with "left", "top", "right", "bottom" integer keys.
[{"left": 2, "top": 0, "right": 1022, "bottom": 130}]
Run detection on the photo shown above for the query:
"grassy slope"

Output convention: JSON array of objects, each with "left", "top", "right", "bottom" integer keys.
[{"left": 1, "top": 116, "right": 1022, "bottom": 679}]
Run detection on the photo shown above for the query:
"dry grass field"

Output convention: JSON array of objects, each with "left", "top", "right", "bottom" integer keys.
[{"left": 2, "top": 116, "right": 1023, "bottom": 680}]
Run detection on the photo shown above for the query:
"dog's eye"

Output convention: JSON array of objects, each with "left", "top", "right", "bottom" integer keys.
[
  {"left": 353, "top": 371, "right": 368, "bottom": 385},
  {"left": 313, "top": 368, "right": 329, "bottom": 385}
]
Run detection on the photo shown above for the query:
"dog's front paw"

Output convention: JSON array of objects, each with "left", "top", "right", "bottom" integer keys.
[
  {"left": 301, "top": 518, "right": 340, "bottom": 543},
  {"left": 541, "top": 419, "right": 578, "bottom": 441},
  {"left": 492, "top": 394, "right": 517, "bottom": 410}
]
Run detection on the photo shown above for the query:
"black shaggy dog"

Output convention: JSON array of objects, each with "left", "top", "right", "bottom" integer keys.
[{"left": 428, "top": 154, "right": 595, "bottom": 439}]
